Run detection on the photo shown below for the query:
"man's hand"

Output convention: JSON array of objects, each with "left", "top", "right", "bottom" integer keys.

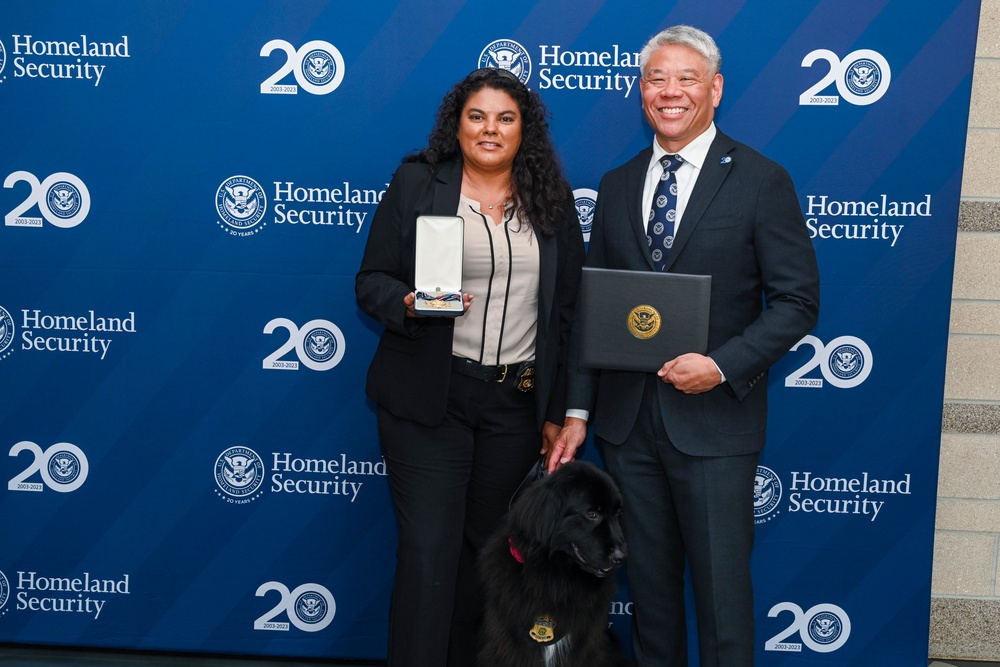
[
  {"left": 658, "top": 353, "right": 722, "bottom": 394},
  {"left": 546, "top": 417, "right": 587, "bottom": 473},
  {"left": 541, "top": 421, "right": 561, "bottom": 457}
]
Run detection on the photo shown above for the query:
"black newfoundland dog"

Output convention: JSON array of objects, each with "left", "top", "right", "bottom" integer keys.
[{"left": 477, "top": 460, "right": 629, "bottom": 667}]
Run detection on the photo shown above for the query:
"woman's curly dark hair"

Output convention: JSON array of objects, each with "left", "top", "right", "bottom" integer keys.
[{"left": 404, "top": 68, "right": 573, "bottom": 237}]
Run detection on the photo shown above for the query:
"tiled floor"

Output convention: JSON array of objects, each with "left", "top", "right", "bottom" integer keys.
[
  {"left": 0, "top": 645, "right": 373, "bottom": 666},
  {"left": 0, "top": 645, "right": 997, "bottom": 666}
]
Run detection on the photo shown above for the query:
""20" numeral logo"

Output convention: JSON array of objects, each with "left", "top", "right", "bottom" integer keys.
[
  {"left": 263, "top": 318, "right": 346, "bottom": 371},
  {"left": 8, "top": 441, "right": 89, "bottom": 493},
  {"left": 800, "top": 49, "right": 891, "bottom": 106},
  {"left": 785, "top": 335, "right": 872, "bottom": 389},
  {"left": 5, "top": 171, "right": 91, "bottom": 228},
  {"left": 254, "top": 582, "right": 336, "bottom": 632},
  {"left": 766, "top": 602, "right": 851, "bottom": 653},
  {"left": 260, "top": 40, "right": 345, "bottom": 95}
]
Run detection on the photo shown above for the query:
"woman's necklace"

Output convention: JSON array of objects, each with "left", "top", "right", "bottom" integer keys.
[
  {"left": 483, "top": 192, "right": 507, "bottom": 210},
  {"left": 465, "top": 184, "right": 510, "bottom": 210}
]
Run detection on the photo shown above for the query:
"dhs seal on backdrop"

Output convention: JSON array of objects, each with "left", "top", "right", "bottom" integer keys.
[
  {"left": 808, "top": 609, "right": 846, "bottom": 648},
  {"left": 46, "top": 179, "right": 84, "bottom": 221},
  {"left": 0, "top": 570, "right": 9, "bottom": 617},
  {"left": 47, "top": 447, "right": 83, "bottom": 486},
  {"left": 294, "top": 589, "right": 329, "bottom": 627},
  {"left": 0, "top": 306, "right": 14, "bottom": 362},
  {"left": 573, "top": 188, "right": 597, "bottom": 243},
  {"left": 301, "top": 47, "right": 338, "bottom": 87},
  {"left": 844, "top": 56, "right": 882, "bottom": 99},
  {"left": 302, "top": 324, "right": 340, "bottom": 366},
  {"left": 754, "top": 466, "right": 782, "bottom": 525},
  {"left": 479, "top": 39, "right": 531, "bottom": 84},
  {"left": 214, "top": 446, "right": 265, "bottom": 503},
  {"left": 0, "top": 39, "right": 6, "bottom": 81},
  {"left": 216, "top": 176, "right": 267, "bottom": 237},
  {"left": 828, "top": 341, "right": 865, "bottom": 383}
]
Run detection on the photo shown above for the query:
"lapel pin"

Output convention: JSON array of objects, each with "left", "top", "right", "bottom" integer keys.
[{"left": 720, "top": 156, "right": 732, "bottom": 164}]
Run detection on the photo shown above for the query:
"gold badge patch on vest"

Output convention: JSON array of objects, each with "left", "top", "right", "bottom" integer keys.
[
  {"left": 529, "top": 615, "right": 556, "bottom": 643},
  {"left": 514, "top": 362, "right": 535, "bottom": 393}
]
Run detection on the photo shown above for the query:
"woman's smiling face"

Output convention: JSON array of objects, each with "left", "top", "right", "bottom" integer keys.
[{"left": 457, "top": 87, "right": 523, "bottom": 174}]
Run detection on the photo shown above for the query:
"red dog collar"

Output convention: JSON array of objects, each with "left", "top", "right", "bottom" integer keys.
[{"left": 508, "top": 538, "right": 525, "bottom": 564}]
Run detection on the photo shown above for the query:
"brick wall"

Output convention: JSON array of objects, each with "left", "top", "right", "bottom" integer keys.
[{"left": 930, "top": 0, "right": 1000, "bottom": 658}]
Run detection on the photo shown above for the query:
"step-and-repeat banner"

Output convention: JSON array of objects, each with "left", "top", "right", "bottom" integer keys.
[{"left": 0, "top": 1, "right": 979, "bottom": 664}]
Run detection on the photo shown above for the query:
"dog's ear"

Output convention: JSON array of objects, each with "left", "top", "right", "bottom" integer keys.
[{"left": 508, "top": 474, "right": 564, "bottom": 549}]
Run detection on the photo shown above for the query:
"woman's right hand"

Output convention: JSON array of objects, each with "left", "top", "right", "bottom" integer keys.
[{"left": 403, "top": 292, "right": 419, "bottom": 318}]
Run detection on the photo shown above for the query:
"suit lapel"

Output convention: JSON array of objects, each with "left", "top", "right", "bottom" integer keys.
[
  {"left": 665, "top": 132, "right": 735, "bottom": 270},
  {"left": 431, "top": 160, "right": 463, "bottom": 214},
  {"left": 624, "top": 148, "right": 657, "bottom": 271}
]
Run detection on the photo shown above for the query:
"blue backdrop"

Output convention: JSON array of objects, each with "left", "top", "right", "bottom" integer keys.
[{"left": 0, "top": 1, "right": 979, "bottom": 664}]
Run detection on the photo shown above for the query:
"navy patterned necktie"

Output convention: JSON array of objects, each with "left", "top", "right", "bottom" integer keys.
[{"left": 647, "top": 154, "right": 684, "bottom": 271}]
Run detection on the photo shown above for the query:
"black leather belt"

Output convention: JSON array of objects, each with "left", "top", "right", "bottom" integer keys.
[
  {"left": 452, "top": 356, "right": 508, "bottom": 382},
  {"left": 451, "top": 357, "right": 535, "bottom": 393}
]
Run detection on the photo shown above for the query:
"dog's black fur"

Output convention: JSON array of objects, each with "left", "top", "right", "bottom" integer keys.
[{"left": 477, "top": 460, "right": 629, "bottom": 667}]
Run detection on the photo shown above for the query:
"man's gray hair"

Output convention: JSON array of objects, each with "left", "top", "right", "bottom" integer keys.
[{"left": 638, "top": 25, "right": 722, "bottom": 76}]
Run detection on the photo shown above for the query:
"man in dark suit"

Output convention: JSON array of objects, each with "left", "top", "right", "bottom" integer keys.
[{"left": 549, "top": 25, "right": 820, "bottom": 666}]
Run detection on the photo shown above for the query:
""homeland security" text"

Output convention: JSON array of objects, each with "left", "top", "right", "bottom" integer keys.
[
  {"left": 786, "top": 471, "right": 912, "bottom": 522},
  {"left": 270, "top": 452, "right": 387, "bottom": 502},
  {"left": 10, "top": 34, "right": 131, "bottom": 87},
  {"left": 272, "top": 181, "right": 386, "bottom": 233},
  {"left": 20, "top": 309, "right": 135, "bottom": 360},
  {"left": 16, "top": 570, "right": 130, "bottom": 620},
  {"left": 804, "top": 194, "right": 932, "bottom": 248},
  {"left": 536, "top": 45, "right": 641, "bottom": 97}
]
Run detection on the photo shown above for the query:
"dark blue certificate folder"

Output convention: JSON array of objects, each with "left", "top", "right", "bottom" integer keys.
[{"left": 577, "top": 267, "right": 711, "bottom": 372}]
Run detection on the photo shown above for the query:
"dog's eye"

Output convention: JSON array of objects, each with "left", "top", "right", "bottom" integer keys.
[{"left": 585, "top": 511, "right": 600, "bottom": 520}]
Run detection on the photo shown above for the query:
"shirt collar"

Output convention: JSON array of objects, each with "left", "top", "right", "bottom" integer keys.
[{"left": 649, "top": 123, "right": 717, "bottom": 173}]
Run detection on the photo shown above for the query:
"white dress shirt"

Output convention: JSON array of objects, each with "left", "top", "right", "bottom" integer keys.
[
  {"left": 640, "top": 123, "right": 717, "bottom": 239},
  {"left": 452, "top": 194, "right": 539, "bottom": 367}
]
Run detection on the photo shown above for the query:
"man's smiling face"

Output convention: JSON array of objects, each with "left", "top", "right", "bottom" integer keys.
[{"left": 640, "top": 43, "right": 723, "bottom": 153}]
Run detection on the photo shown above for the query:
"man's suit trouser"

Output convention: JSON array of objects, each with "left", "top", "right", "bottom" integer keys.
[
  {"left": 602, "top": 376, "right": 759, "bottom": 667},
  {"left": 377, "top": 368, "right": 540, "bottom": 667}
]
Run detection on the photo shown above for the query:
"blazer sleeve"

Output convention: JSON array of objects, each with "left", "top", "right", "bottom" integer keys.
[
  {"left": 709, "top": 160, "right": 820, "bottom": 399},
  {"left": 355, "top": 164, "right": 429, "bottom": 339},
  {"left": 564, "top": 169, "right": 615, "bottom": 415},
  {"left": 545, "top": 201, "right": 587, "bottom": 424}
]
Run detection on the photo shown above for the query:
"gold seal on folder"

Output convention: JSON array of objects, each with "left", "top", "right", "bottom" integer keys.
[{"left": 627, "top": 305, "right": 661, "bottom": 339}]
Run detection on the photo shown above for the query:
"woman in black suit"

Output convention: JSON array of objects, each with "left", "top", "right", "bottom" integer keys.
[{"left": 355, "top": 68, "right": 584, "bottom": 667}]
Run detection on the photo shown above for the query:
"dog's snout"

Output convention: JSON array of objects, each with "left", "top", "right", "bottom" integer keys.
[{"left": 611, "top": 545, "right": 627, "bottom": 564}]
